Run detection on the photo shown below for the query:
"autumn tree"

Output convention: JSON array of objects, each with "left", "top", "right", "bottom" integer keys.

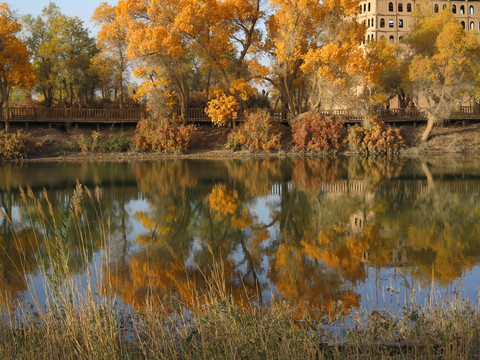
[
  {"left": 301, "top": 2, "right": 389, "bottom": 119},
  {"left": 106, "top": 0, "right": 264, "bottom": 123},
  {"left": 406, "top": 9, "right": 480, "bottom": 142},
  {"left": 91, "top": 2, "right": 132, "bottom": 108},
  {"left": 263, "top": 0, "right": 318, "bottom": 116},
  {"left": 0, "top": 3, "right": 36, "bottom": 130},
  {"left": 22, "top": 3, "right": 97, "bottom": 107},
  {"left": 262, "top": 0, "right": 384, "bottom": 120},
  {"left": 367, "top": 39, "right": 414, "bottom": 109}
]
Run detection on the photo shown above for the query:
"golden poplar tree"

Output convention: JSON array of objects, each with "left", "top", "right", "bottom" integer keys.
[
  {"left": 0, "top": 3, "right": 36, "bottom": 130},
  {"left": 91, "top": 2, "right": 132, "bottom": 108},
  {"left": 407, "top": 9, "right": 480, "bottom": 141}
]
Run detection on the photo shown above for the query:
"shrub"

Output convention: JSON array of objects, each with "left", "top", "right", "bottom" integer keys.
[
  {"left": 0, "top": 130, "right": 36, "bottom": 160},
  {"left": 79, "top": 131, "right": 101, "bottom": 153},
  {"left": 226, "top": 110, "right": 281, "bottom": 151},
  {"left": 135, "top": 116, "right": 196, "bottom": 153},
  {"left": 347, "top": 118, "right": 405, "bottom": 155},
  {"left": 100, "top": 134, "right": 131, "bottom": 152},
  {"left": 291, "top": 113, "right": 343, "bottom": 152},
  {"left": 206, "top": 89, "right": 239, "bottom": 127},
  {"left": 78, "top": 131, "right": 132, "bottom": 153}
]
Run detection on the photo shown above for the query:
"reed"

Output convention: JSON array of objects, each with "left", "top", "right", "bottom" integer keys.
[{"left": 0, "top": 185, "right": 479, "bottom": 359}]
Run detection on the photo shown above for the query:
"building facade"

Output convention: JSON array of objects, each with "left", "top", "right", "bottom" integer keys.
[{"left": 357, "top": 0, "right": 480, "bottom": 43}]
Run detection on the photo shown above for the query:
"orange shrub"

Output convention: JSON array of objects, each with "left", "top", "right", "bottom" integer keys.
[
  {"left": 206, "top": 89, "right": 239, "bottom": 127},
  {"left": 347, "top": 118, "right": 404, "bottom": 155},
  {"left": 0, "top": 130, "right": 36, "bottom": 160},
  {"left": 226, "top": 110, "right": 281, "bottom": 151},
  {"left": 135, "top": 116, "right": 196, "bottom": 153},
  {"left": 291, "top": 113, "right": 343, "bottom": 152}
]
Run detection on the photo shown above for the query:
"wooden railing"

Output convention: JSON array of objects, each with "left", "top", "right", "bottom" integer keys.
[
  {"left": 0, "top": 107, "right": 146, "bottom": 123},
  {"left": 1, "top": 106, "right": 480, "bottom": 125}
]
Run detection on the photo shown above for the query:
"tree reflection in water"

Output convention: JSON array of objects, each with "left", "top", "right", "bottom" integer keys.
[{"left": 0, "top": 159, "right": 480, "bottom": 318}]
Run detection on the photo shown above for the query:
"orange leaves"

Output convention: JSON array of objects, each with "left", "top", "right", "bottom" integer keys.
[
  {"left": 206, "top": 88, "right": 240, "bottom": 127},
  {"left": 206, "top": 184, "right": 239, "bottom": 220},
  {"left": 226, "top": 109, "right": 281, "bottom": 150},
  {"left": 135, "top": 116, "right": 197, "bottom": 153},
  {"left": 229, "top": 78, "right": 255, "bottom": 101},
  {"left": 0, "top": 3, "right": 36, "bottom": 102},
  {"left": 110, "top": 0, "right": 264, "bottom": 112}
]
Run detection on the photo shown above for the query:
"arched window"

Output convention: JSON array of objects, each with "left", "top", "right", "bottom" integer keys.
[
  {"left": 407, "top": 3, "right": 412, "bottom": 12},
  {"left": 359, "top": 5, "right": 362, "bottom": 13},
  {"left": 368, "top": 18, "right": 371, "bottom": 27},
  {"left": 461, "top": 5, "right": 465, "bottom": 14},
  {"left": 399, "top": 19, "right": 404, "bottom": 28},
  {"left": 363, "top": 3, "right": 366, "bottom": 12},
  {"left": 399, "top": 36, "right": 404, "bottom": 41},
  {"left": 368, "top": 2, "right": 371, "bottom": 11},
  {"left": 364, "top": 20, "right": 367, "bottom": 27},
  {"left": 470, "top": 6, "right": 474, "bottom": 15},
  {"left": 443, "top": 4, "right": 447, "bottom": 10},
  {"left": 434, "top": 4, "right": 439, "bottom": 13},
  {"left": 461, "top": 21, "right": 466, "bottom": 29},
  {"left": 389, "top": 19, "right": 394, "bottom": 28},
  {"left": 452, "top": 5, "right": 456, "bottom": 14},
  {"left": 398, "top": 3, "right": 403, "bottom": 12},
  {"left": 389, "top": 2, "right": 393, "bottom": 11},
  {"left": 471, "top": 21, "right": 475, "bottom": 30},
  {"left": 380, "top": 18, "right": 385, "bottom": 28},
  {"left": 371, "top": 18, "right": 375, "bottom": 28},
  {"left": 389, "top": 35, "right": 395, "bottom": 41}
]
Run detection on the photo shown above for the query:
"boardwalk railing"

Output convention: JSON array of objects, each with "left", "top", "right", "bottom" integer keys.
[
  {"left": 175, "top": 106, "right": 480, "bottom": 123},
  {"left": 0, "top": 108, "right": 146, "bottom": 123},
  {"left": 1, "top": 106, "right": 480, "bottom": 125}
]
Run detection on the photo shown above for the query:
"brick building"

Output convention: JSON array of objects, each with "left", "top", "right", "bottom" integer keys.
[{"left": 357, "top": 0, "right": 480, "bottom": 43}]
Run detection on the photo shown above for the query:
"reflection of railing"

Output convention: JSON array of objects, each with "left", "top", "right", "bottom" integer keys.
[
  {"left": 271, "top": 180, "right": 369, "bottom": 195},
  {"left": 271, "top": 179, "right": 480, "bottom": 197}
]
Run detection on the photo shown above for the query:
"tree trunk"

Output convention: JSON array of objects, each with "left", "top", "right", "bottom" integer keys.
[
  {"left": 180, "top": 98, "right": 186, "bottom": 125},
  {"left": 421, "top": 115, "right": 436, "bottom": 142},
  {"left": 119, "top": 71, "right": 124, "bottom": 109},
  {"left": 46, "top": 87, "right": 54, "bottom": 107},
  {"left": 5, "top": 102, "right": 9, "bottom": 133},
  {"left": 4, "top": 90, "right": 9, "bottom": 133}
]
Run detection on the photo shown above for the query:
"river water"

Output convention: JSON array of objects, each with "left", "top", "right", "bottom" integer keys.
[{"left": 1, "top": 157, "right": 480, "bottom": 318}]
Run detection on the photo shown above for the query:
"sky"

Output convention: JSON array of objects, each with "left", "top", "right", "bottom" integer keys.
[{"left": 9, "top": 0, "right": 114, "bottom": 35}]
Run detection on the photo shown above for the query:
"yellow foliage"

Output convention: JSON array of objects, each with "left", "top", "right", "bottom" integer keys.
[
  {"left": 206, "top": 184, "right": 239, "bottom": 220},
  {"left": 206, "top": 88, "right": 240, "bottom": 127},
  {"left": 0, "top": 3, "right": 36, "bottom": 101},
  {"left": 229, "top": 78, "right": 255, "bottom": 101}
]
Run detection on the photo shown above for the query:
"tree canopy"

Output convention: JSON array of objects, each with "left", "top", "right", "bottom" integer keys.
[
  {"left": 407, "top": 9, "right": 480, "bottom": 141},
  {"left": 0, "top": 3, "right": 36, "bottom": 113}
]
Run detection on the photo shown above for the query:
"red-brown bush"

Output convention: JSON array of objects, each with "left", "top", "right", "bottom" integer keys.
[{"left": 291, "top": 113, "right": 343, "bottom": 152}]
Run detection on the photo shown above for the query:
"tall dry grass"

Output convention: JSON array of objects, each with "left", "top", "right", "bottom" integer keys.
[{"left": 0, "top": 184, "right": 479, "bottom": 359}]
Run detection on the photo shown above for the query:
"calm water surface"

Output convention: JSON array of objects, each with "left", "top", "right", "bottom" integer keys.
[{"left": 1, "top": 157, "right": 480, "bottom": 318}]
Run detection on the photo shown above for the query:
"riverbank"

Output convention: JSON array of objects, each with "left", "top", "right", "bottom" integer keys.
[{"left": 8, "top": 121, "right": 480, "bottom": 162}]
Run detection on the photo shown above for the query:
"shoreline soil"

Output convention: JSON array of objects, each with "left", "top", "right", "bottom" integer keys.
[{"left": 8, "top": 122, "right": 480, "bottom": 163}]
